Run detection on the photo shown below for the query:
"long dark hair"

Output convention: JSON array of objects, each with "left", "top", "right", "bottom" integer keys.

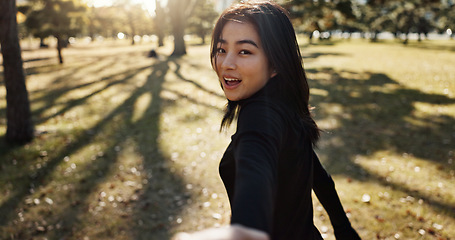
[{"left": 211, "top": 0, "right": 320, "bottom": 144}]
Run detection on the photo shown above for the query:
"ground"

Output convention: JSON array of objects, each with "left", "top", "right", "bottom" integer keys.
[{"left": 0, "top": 37, "right": 454, "bottom": 239}]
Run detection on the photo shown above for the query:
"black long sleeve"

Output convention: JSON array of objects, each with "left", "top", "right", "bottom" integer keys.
[
  {"left": 219, "top": 78, "right": 359, "bottom": 240},
  {"left": 312, "top": 152, "right": 361, "bottom": 240},
  {"left": 230, "top": 101, "right": 283, "bottom": 233}
]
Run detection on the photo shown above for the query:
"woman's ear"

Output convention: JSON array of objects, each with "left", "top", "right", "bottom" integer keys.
[{"left": 270, "top": 69, "right": 277, "bottom": 78}]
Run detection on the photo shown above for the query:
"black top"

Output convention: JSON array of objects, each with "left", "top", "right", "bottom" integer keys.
[{"left": 219, "top": 78, "right": 361, "bottom": 240}]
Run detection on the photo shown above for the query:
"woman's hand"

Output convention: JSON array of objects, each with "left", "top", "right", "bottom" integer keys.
[{"left": 173, "top": 224, "right": 270, "bottom": 240}]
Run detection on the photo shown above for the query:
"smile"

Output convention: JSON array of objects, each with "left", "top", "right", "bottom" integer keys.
[{"left": 224, "top": 77, "right": 242, "bottom": 87}]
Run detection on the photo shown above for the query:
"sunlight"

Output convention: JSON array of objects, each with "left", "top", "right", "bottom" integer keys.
[
  {"left": 85, "top": 0, "right": 157, "bottom": 15},
  {"left": 132, "top": 92, "right": 152, "bottom": 123},
  {"left": 85, "top": 0, "right": 114, "bottom": 8}
]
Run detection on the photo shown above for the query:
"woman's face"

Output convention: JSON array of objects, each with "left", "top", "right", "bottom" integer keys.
[{"left": 214, "top": 21, "right": 276, "bottom": 101}]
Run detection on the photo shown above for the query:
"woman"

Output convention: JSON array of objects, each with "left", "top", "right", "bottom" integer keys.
[{"left": 175, "top": 1, "right": 361, "bottom": 239}]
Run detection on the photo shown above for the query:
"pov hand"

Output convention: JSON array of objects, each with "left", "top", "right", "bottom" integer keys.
[{"left": 173, "top": 224, "right": 270, "bottom": 240}]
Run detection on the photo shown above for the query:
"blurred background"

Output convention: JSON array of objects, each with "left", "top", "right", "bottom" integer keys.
[
  {"left": 1, "top": 0, "right": 454, "bottom": 239},
  {"left": 9, "top": 0, "right": 455, "bottom": 57}
]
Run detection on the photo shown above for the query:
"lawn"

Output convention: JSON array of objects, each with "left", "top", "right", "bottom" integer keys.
[{"left": 0, "top": 37, "right": 454, "bottom": 240}]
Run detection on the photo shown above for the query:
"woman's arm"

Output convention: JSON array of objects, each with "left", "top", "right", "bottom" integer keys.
[
  {"left": 312, "top": 151, "right": 361, "bottom": 239},
  {"left": 174, "top": 102, "right": 283, "bottom": 240},
  {"left": 173, "top": 225, "right": 270, "bottom": 240},
  {"left": 229, "top": 102, "right": 284, "bottom": 233}
]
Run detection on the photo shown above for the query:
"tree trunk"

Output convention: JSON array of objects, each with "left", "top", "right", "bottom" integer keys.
[
  {"left": 0, "top": 0, "right": 34, "bottom": 143},
  {"left": 170, "top": 6, "right": 186, "bottom": 56},
  {"left": 155, "top": 0, "right": 165, "bottom": 47},
  {"left": 172, "top": 22, "right": 186, "bottom": 56},
  {"left": 200, "top": 34, "right": 205, "bottom": 44},
  {"left": 370, "top": 30, "right": 378, "bottom": 42},
  {"left": 168, "top": 0, "right": 200, "bottom": 55},
  {"left": 403, "top": 32, "right": 409, "bottom": 45},
  {"left": 128, "top": 12, "right": 136, "bottom": 45},
  {"left": 157, "top": 32, "right": 164, "bottom": 47},
  {"left": 56, "top": 35, "right": 64, "bottom": 64}
]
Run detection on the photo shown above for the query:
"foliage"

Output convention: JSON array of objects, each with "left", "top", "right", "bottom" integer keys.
[
  {"left": 24, "top": 0, "right": 87, "bottom": 41},
  {"left": 187, "top": 0, "right": 219, "bottom": 44},
  {"left": 285, "top": 0, "right": 356, "bottom": 33},
  {"left": 374, "top": 0, "right": 440, "bottom": 42},
  {"left": 434, "top": 1, "right": 455, "bottom": 36},
  {"left": 85, "top": 6, "right": 124, "bottom": 39},
  {"left": 285, "top": 0, "right": 453, "bottom": 43},
  {"left": 22, "top": 0, "right": 87, "bottom": 63},
  {"left": 112, "top": 0, "right": 154, "bottom": 45}
]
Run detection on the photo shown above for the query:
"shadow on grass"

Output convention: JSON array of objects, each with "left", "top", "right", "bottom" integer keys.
[
  {"left": 23, "top": 57, "right": 54, "bottom": 63},
  {"left": 308, "top": 67, "right": 455, "bottom": 220},
  {"left": 31, "top": 64, "right": 151, "bottom": 125},
  {"left": 402, "top": 41, "right": 455, "bottom": 52},
  {"left": 359, "top": 39, "right": 455, "bottom": 52},
  {"left": 302, "top": 52, "right": 349, "bottom": 60},
  {"left": 298, "top": 38, "right": 343, "bottom": 49},
  {"left": 0, "top": 52, "right": 195, "bottom": 239},
  {"left": 127, "top": 57, "right": 188, "bottom": 240}
]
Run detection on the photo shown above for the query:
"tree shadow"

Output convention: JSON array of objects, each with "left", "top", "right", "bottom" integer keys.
[
  {"left": 31, "top": 64, "right": 151, "bottom": 125},
  {"left": 402, "top": 41, "right": 455, "bottom": 52},
  {"left": 168, "top": 58, "right": 225, "bottom": 100},
  {"left": 126, "top": 57, "right": 188, "bottom": 240},
  {"left": 40, "top": 57, "right": 188, "bottom": 240},
  {"left": 0, "top": 44, "right": 231, "bottom": 238},
  {"left": 126, "top": 57, "right": 229, "bottom": 239},
  {"left": 299, "top": 38, "right": 342, "bottom": 49},
  {"left": 302, "top": 52, "right": 349, "bottom": 62},
  {"left": 23, "top": 57, "right": 54, "bottom": 63},
  {"left": 307, "top": 67, "right": 455, "bottom": 220},
  {"left": 0, "top": 50, "right": 192, "bottom": 240}
]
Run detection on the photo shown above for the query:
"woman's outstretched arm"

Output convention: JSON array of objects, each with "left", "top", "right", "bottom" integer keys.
[{"left": 312, "top": 151, "right": 361, "bottom": 240}]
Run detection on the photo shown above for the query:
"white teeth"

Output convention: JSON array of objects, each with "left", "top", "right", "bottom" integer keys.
[{"left": 224, "top": 78, "right": 240, "bottom": 81}]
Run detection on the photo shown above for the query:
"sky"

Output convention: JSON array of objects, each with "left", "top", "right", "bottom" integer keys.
[
  {"left": 85, "top": 0, "right": 159, "bottom": 15},
  {"left": 86, "top": 0, "right": 235, "bottom": 14}
]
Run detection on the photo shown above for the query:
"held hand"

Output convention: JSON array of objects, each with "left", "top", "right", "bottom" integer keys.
[{"left": 172, "top": 224, "right": 270, "bottom": 240}]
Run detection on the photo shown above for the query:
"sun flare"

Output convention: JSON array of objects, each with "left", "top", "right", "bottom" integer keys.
[{"left": 86, "top": 0, "right": 157, "bottom": 14}]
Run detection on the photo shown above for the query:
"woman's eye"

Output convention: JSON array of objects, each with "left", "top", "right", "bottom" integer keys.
[
  {"left": 239, "top": 50, "right": 251, "bottom": 55},
  {"left": 217, "top": 48, "right": 225, "bottom": 53}
]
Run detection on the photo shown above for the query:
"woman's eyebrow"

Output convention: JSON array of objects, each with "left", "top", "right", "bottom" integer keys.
[
  {"left": 237, "top": 39, "right": 259, "bottom": 48},
  {"left": 218, "top": 38, "right": 259, "bottom": 48}
]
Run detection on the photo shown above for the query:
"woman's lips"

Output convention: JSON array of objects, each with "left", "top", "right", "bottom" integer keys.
[{"left": 224, "top": 77, "right": 242, "bottom": 88}]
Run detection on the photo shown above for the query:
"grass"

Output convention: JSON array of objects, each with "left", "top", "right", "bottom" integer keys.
[{"left": 0, "top": 37, "right": 454, "bottom": 240}]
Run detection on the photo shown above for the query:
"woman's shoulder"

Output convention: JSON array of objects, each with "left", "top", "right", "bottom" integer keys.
[
  {"left": 239, "top": 97, "right": 286, "bottom": 119},
  {"left": 236, "top": 98, "right": 291, "bottom": 137}
]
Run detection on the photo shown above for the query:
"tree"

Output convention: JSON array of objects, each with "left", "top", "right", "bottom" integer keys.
[
  {"left": 23, "top": 4, "right": 53, "bottom": 46},
  {"left": 0, "top": 0, "right": 34, "bottom": 143},
  {"left": 285, "top": 0, "right": 355, "bottom": 42},
  {"left": 355, "top": 0, "right": 395, "bottom": 41},
  {"left": 434, "top": 0, "right": 454, "bottom": 39},
  {"left": 362, "top": 0, "right": 442, "bottom": 43},
  {"left": 113, "top": 0, "right": 153, "bottom": 45},
  {"left": 167, "top": 0, "right": 200, "bottom": 56},
  {"left": 86, "top": 5, "right": 123, "bottom": 39},
  {"left": 187, "top": 0, "right": 218, "bottom": 44},
  {"left": 24, "top": 0, "right": 87, "bottom": 63},
  {"left": 154, "top": 0, "right": 166, "bottom": 47}
]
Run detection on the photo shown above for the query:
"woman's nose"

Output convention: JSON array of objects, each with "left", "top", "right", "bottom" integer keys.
[{"left": 221, "top": 53, "right": 236, "bottom": 70}]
